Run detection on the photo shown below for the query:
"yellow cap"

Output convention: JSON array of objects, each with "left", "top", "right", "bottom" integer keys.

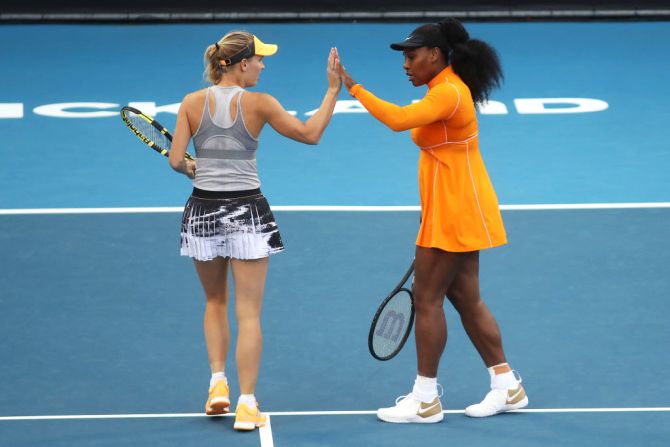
[
  {"left": 253, "top": 35, "right": 278, "bottom": 56},
  {"left": 219, "top": 34, "right": 278, "bottom": 67}
]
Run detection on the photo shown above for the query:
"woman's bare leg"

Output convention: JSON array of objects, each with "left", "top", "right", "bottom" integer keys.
[
  {"left": 193, "top": 257, "right": 231, "bottom": 373},
  {"left": 230, "top": 257, "right": 269, "bottom": 394}
]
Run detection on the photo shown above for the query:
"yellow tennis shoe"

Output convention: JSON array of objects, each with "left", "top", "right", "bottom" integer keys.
[
  {"left": 205, "top": 380, "right": 230, "bottom": 415},
  {"left": 233, "top": 402, "right": 267, "bottom": 431}
]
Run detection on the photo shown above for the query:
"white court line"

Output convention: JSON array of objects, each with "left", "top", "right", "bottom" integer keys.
[
  {"left": 1, "top": 202, "right": 670, "bottom": 215},
  {"left": 259, "top": 415, "right": 274, "bottom": 447},
  {"left": 1, "top": 407, "right": 669, "bottom": 421}
]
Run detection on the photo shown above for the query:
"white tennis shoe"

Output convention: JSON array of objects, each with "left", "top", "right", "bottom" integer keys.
[
  {"left": 465, "top": 375, "right": 528, "bottom": 417},
  {"left": 377, "top": 393, "right": 444, "bottom": 423}
]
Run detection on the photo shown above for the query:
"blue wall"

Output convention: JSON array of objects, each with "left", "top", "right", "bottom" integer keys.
[{"left": 1, "top": 22, "right": 669, "bottom": 208}]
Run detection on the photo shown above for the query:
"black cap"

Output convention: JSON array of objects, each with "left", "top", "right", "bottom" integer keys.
[{"left": 390, "top": 25, "right": 447, "bottom": 51}]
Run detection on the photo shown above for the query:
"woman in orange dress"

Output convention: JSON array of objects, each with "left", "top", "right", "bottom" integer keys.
[{"left": 339, "top": 18, "right": 528, "bottom": 423}]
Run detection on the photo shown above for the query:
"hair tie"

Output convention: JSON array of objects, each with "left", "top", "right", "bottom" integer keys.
[{"left": 214, "top": 43, "right": 220, "bottom": 51}]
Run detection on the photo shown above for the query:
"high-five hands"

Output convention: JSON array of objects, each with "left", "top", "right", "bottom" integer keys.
[
  {"left": 327, "top": 47, "right": 342, "bottom": 92},
  {"left": 333, "top": 48, "right": 356, "bottom": 91}
]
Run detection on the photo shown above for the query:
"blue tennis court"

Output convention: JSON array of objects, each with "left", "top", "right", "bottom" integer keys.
[{"left": 1, "top": 20, "right": 669, "bottom": 447}]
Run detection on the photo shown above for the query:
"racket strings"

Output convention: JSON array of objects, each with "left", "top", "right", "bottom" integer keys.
[
  {"left": 371, "top": 289, "right": 413, "bottom": 359},
  {"left": 128, "top": 113, "right": 169, "bottom": 149}
]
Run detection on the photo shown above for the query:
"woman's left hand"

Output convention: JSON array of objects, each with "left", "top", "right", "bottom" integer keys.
[{"left": 184, "top": 159, "right": 196, "bottom": 179}]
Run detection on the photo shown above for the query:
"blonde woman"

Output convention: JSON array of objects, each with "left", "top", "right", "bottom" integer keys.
[{"left": 168, "top": 31, "right": 341, "bottom": 431}]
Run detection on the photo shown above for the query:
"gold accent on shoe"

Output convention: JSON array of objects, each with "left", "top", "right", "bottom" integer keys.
[
  {"left": 506, "top": 384, "right": 526, "bottom": 405},
  {"left": 417, "top": 397, "right": 443, "bottom": 418}
]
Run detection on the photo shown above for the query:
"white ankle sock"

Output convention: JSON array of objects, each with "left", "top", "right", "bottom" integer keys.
[
  {"left": 488, "top": 368, "right": 518, "bottom": 389},
  {"left": 210, "top": 372, "right": 227, "bottom": 388},
  {"left": 412, "top": 375, "right": 438, "bottom": 402},
  {"left": 238, "top": 394, "right": 257, "bottom": 407}
]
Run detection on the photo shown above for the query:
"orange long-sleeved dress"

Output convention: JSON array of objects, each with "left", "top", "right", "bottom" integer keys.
[{"left": 350, "top": 66, "right": 507, "bottom": 252}]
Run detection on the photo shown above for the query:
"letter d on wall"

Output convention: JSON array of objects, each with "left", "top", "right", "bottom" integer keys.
[{"left": 515, "top": 98, "right": 609, "bottom": 114}]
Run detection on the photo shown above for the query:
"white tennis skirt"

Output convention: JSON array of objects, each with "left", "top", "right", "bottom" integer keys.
[{"left": 180, "top": 188, "right": 284, "bottom": 261}]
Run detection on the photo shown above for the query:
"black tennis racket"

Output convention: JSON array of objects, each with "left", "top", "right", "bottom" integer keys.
[
  {"left": 368, "top": 260, "right": 415, "bottom": 361},
  {"left": 120, "top": 106, "right": 193, "bottom": 160}
]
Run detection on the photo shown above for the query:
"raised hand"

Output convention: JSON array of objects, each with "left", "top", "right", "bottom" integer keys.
[
  {"left": 333, "top": 47, "right": 356, "bottom": 90},
  {"left": 327, "top": 47, "right": 342, "bottom": 92}
]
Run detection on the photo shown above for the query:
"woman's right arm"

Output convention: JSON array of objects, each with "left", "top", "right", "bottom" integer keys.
[
  {"left": 339, "top": 61, "right": 458, "bottom": 132},
  {"left": 169, "top": 95, "right": 196, "bottom": 178},
  {"left": 349, "top": 83, "right": 458, "bottom": 132},
  {"left": 259, "top": 48, "right": 341, "bottom": 145}
]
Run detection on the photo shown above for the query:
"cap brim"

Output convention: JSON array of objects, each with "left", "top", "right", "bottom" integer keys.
[
  {"left": 390, "top": 35, "right": 426, "bottom": 51},
  {"left": 253, "top": 36, "right": 278, "bottom": 56}
]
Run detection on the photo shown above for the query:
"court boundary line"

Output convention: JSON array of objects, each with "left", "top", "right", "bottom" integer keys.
[
  {"left": 1, "top": 202, "right": 670, "bottom": 215},
  {"left": 2, "top": 407, "right": 669, "bottom": 421},
  {"left": 259, "top": 415, "right": 273, "bottom": 447}
]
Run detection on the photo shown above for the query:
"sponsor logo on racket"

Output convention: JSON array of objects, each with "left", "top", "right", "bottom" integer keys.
[{"left": 375, "top": 310, "right": 406, "bottom": 342}]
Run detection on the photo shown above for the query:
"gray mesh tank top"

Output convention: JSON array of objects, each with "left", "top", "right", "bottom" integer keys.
[{"left": 192, "top": 86, "right": 260, "bottom": 191}]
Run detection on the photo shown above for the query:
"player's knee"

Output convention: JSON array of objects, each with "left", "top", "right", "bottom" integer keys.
[
  {"left": 205, "top": 291, "right": 228, "bottom": 305},
  {"left": 235, "top": 302, "right": 263, "bottom": 322},
  {"left": 236, "top": 314, "right": 262, "bottom": 330},
  {"left": 447, "top": 290, "right": 482, "bottom": 316},
  {"left": 413, "top": 289, "right": 445, "bottom": 311}
]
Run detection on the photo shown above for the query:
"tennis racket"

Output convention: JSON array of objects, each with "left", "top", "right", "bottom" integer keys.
[
  {"left": 368, "top": 260, "right": 415, "bottom": 361},
  {"left": 120, "top": 106, "right": 193, "bottom": 160}
]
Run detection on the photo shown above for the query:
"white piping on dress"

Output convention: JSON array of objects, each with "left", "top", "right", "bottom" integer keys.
[
  {"left": 465, "top": 141, "right": 493, "bottom": 247},
  {"left": 431, "top": 157, "right": 439, "bottom": 242},
  {"left": 444, "top": 81, "right": 460, "bottom": 120},
  {"left": 421, "top": 132, "right": 479, "bottom": 150}
]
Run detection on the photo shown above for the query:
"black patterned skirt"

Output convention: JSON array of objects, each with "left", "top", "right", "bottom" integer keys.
[{"left": 180, "top": 188, "right": 284, "bottom": 261}]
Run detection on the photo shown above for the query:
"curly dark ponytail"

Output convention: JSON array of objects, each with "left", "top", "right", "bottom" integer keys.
[{"left": 438, "top": 18, "right": 503, "bottom": 105}]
